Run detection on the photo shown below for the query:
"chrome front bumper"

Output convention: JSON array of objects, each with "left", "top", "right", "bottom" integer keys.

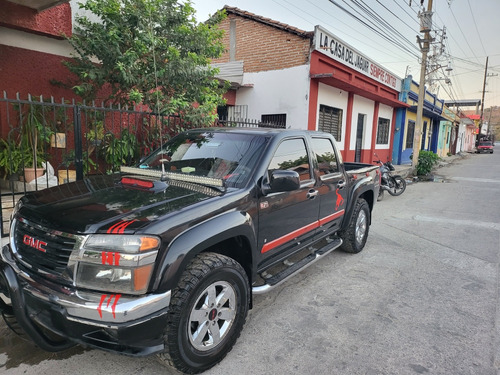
[{"left": 0, "top": 243, "right": 171, "bottom": 327}]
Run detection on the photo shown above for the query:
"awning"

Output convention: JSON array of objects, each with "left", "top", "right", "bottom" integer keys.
[
  {"left": 310, "top": 72, "right": 409, "bottom": 108},
  {"left": 408, "top": 105, "right": 447, "bottom": 122}
]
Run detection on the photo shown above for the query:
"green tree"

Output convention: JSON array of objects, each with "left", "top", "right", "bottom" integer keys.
[{"left": 63, "top": 0, "right": 227, "bottom": 125}]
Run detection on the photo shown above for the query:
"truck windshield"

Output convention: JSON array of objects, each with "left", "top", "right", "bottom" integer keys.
[{"left": 138, "top": 131, "right": 268, "bottom": 188}]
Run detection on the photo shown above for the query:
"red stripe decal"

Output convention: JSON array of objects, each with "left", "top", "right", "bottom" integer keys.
[
  {"left": 107, "top": 220, "right": 136, "bottom": 234},
  {"left": 97, "top": 294, "right": 107, "bottom": 318},
  {"left": 318, "top": 210, "right": 345, "bottom": 226},
  {"left": 261, "top": 221, "right": 319, "bottom": 253},
  {"left": 261, "top": 210, "right": 345, "bottom": 254},
  {"left": 107, "top": 221, "right": 123, "bottom": 234}
]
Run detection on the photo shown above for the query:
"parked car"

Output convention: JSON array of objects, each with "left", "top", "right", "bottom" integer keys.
[
  {"left": 476, "top": 140, "right": 494, "bottom": 153},
  {"left": 0, "top": 128, "right": 380, "bottom": 374}
]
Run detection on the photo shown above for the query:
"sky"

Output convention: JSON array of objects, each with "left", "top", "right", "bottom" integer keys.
[{"left": 190, "top": 0, "right": 500, "bottom": 109}]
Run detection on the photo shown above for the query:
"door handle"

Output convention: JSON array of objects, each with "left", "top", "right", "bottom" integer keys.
[
  {"left": 337, "top": 180, "right": 346, "bottom": 189},
  {"left": 307, "top": 189, "right": 318, "bottom": 199}
]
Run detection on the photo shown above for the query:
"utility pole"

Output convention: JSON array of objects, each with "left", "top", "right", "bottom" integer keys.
[
  {"left": 412, "top": 0, "right": 433, "bottom": 171},
  {"left": 479, "top": 56, "right": 488, "bottom": 137}
]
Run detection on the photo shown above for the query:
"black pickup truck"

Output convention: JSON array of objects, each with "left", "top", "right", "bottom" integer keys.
[{"left": 0, "top": 128, "right": 379, "bottom": 373}]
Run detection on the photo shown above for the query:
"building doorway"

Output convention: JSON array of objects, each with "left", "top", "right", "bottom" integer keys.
[{"left": 355, "top": 114, "right": 366, "bottom": 162}]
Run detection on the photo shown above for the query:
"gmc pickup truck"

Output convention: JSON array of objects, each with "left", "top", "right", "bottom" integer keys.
[{"left": 0, "top": 128, "right": 379, "bottom": 374}]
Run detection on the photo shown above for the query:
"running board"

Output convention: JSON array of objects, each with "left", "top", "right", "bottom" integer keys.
[{"left": 252, "top": 237, "right": 342, "bottom": 294}]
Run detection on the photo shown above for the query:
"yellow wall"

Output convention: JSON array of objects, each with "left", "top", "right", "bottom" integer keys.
[{"left": 402, "top": 110, "right": 432, "bottom": 151}]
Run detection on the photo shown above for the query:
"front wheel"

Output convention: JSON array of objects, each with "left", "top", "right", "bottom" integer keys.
[
  {"left": 338, "top": 198, "right": 370, "bottom": 253},
  {"left": 158, "top": 253, "right": 250, "bottom": 374},
  {"left": 387, "top": 175, "right": 406, "bottom": 196}
]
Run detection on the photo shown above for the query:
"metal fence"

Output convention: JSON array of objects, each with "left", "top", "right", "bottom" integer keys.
[
  {"left": 217, "top": 116, "right": 287, "bottom": 129},
  {"left": 0, "top": 92, "right": 285, "bottom": 237}
]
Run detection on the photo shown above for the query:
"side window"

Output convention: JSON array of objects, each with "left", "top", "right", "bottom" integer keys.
[
  {"left": 311, "top": 138, "right": 339, "bottom": 176},
  {"left": 269, "top": 138, "right": 311, "bottom": 181}
]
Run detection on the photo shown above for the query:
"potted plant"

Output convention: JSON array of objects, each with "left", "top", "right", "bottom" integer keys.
[{"left": 17, "top": 99, "right": 54, "bottom": 182}]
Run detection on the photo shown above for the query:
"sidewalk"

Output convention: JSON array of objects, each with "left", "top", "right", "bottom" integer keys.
[{"left": 392, "top": 152, "right": 471, "bottom": 179}]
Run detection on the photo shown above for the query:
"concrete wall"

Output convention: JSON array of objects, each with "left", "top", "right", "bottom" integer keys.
[{"left": 237, "top": 65, "right": 310, "bottom": 129}]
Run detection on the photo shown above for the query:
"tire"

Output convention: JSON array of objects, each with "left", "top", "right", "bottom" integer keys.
[
  {"left": 338, "top": 198, "right": 370, "bottom": 254},
  {"left": 387, "top": 175, "right": 406, "bottom": 196},
  {"left": 157, "top": 252, "right": 250, "bottom": 374}
]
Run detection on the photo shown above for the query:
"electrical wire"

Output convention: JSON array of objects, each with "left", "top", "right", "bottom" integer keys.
[
  {"left": 466, "top": 0, "right": 487, "bottom": 56},
  {"left": 328, "top": 0, "right": 420, "bottom": 59}
]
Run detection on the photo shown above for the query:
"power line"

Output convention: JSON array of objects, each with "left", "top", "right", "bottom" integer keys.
[
  {"left": 328, "top": 0, "right": 420, "bottom": 59},
  {"left": 466, "top": 0, "right": 487, "bottom": 56},
  {"left": 448, "top": 5, "right": 480, "bottom": 64}
]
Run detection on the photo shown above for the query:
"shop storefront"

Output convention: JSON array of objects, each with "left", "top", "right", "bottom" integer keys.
[{"left": 308, "top": 26, "right": 407, "bottom": 163}]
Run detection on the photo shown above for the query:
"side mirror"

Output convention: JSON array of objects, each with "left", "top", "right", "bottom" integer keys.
[{"left": 263, "top": 170, "right": 300, "bottom": 194}]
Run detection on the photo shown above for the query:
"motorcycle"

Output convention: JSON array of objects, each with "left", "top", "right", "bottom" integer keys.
[{"left": 374, "top": 155, "right": 406, "bottom": 201}]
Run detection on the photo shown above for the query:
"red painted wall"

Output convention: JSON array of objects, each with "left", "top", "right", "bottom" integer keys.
[
  {"left": 0, "top": 45, "right": 76, "bottom": 99},
  {"left": 223, "top": 90, "right": 237, "bottom": 106},
  {"left": 0, "top": 0, "right": 72, "bottom": 38}
]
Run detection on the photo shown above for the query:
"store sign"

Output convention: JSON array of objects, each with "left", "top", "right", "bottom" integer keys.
[{"left": 314, "top": 26, "right": 402, "bottom": 91}]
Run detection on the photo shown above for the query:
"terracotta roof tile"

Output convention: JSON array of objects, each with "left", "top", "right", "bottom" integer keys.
[{"left": 222, "top": 5, "right": 313, "bottom": 38}]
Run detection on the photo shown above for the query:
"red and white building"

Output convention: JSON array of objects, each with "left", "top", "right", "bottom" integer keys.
[{"left": 214, "top": 7, "right": 408, "bottom": 163}]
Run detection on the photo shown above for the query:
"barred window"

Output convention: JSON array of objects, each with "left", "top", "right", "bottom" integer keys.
[
  {"left": 318, "top": 105, "right": 342, "bottom": 141},
  {"left": 406, "top": 120, "right": 415, "bottom": 149},
  {"left": 376, "top": 118, "right": 390, "bottom": 144}
]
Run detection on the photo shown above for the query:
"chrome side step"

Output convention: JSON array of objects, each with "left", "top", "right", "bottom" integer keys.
[{"left": 252, "top": 237, "right": 342, "bottom": 294}]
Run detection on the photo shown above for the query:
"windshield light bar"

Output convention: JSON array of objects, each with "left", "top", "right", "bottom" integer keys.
[{"left": 120, "top": 166, "right": 224, "bottom": 187}]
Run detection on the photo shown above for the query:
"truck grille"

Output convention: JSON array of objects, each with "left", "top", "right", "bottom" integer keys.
[{"left": 14, "top": 218, "right": 77, "bottom": 279}]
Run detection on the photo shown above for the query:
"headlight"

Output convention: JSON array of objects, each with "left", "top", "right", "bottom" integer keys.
[{"left": 74, "top": 234, "right": 160, "bottom": 295}]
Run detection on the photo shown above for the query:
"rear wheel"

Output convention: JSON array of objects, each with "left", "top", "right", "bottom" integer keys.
[
  {"left": 339, "top": 198, "right": 370, "bottom": 253},
  {"left": 157, "top": 253, "right": 249, "bottom": 374},
  {"left": 387, "top": 175, "right": 406, "bottom": 196}
]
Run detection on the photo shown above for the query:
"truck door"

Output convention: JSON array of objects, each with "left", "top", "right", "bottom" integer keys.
[
  {"left": 257, "top": 137, "right": 320, "bottom": 263},
  {"left": 310, "top": 137, "right": 347, "bottom": 238}
]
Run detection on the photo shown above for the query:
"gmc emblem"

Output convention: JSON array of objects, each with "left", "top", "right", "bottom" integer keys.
[{"left": 23, "top": 234, "right": 48, "bottom": 253}]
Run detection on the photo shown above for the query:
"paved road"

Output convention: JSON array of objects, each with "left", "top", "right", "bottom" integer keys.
[{"left": 1, "top": 149, "right": 500, "bottom": 374}]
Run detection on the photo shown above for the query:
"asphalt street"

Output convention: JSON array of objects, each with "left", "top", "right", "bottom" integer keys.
[{"left": 1, "top": 148, "right": 500, "bottom": 375}]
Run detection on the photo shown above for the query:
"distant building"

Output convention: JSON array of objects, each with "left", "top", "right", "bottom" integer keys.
[{"left": 392, "top": 76, "right": 445, "bottom": 164}]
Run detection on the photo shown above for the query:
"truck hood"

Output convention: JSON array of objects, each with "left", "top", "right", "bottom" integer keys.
[{"left": 16, "top": 174, "right": 221, "bottom": 234}]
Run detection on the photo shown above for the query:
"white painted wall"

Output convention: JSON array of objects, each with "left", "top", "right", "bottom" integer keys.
[
  {"left": 350, "top": 95, "right": 374, "bottom": 151},
  {"left": 376, "top": 103, "right": 394, "bottom": 149},
  {"left": 316, "top": 82, "right": 349, "bottom": 150},
  {"left": 237, "top": 65, "right": 310, "bottom": 129},
  {"left": 70, "top": 0, "right": 101, "bottom": 32},
  {"left": 0, "top": 26, "right": 73, "bottom": 56}
]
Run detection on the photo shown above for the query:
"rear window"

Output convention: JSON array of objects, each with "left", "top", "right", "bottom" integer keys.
[{"left": 480, "top": 141, "right": 493, "bottom": 146}]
